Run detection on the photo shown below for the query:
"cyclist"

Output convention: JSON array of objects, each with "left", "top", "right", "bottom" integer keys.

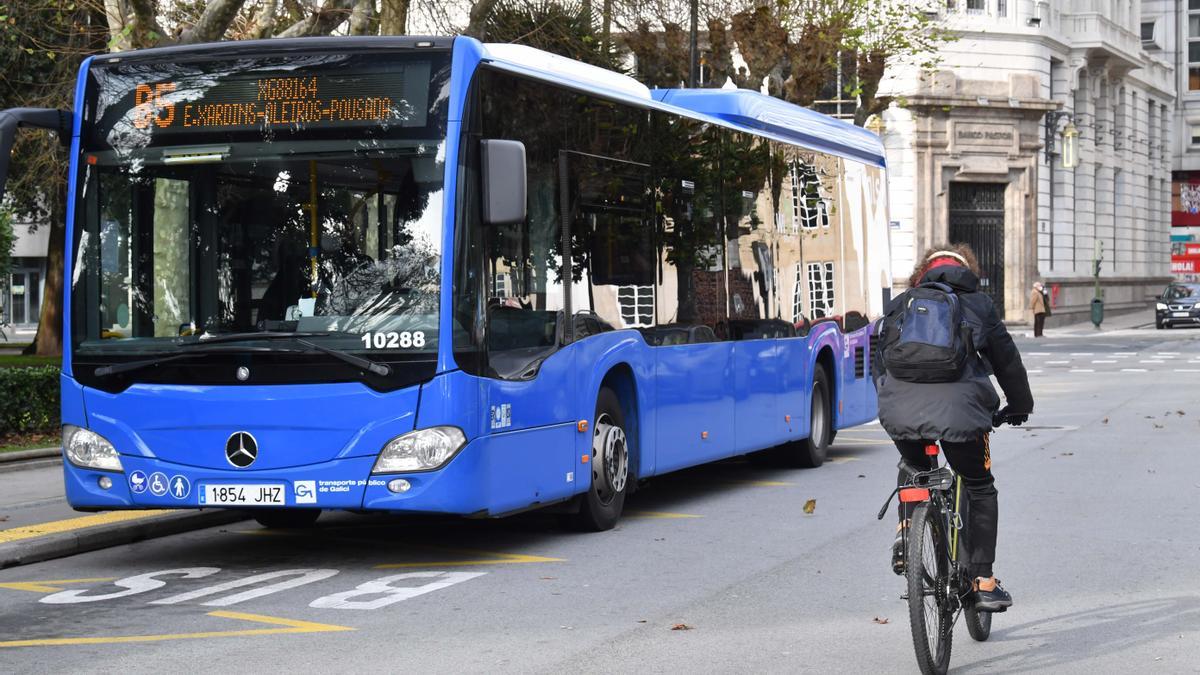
[{"left": 873, "top": 243, "right": 1033, "bottom": 612}]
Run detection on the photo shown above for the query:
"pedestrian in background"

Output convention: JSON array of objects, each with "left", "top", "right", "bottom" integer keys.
[{"left": 1030, "top": 281, "right": 1048, "bottom": 337}]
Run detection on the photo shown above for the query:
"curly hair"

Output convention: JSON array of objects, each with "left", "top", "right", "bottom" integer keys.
[{"left": 908, "top": 242, "right": 982, "bottom": 288}]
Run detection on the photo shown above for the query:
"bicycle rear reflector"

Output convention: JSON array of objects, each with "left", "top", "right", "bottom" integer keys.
[
  {"left": 899, "top": 487, "right": 930, "bottom": 503},
  {"left": 924, "top": 444, "right": 939, "bottom": 456}
]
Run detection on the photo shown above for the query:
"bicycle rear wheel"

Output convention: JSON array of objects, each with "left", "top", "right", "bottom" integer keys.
[{"left": 906, "top": 503, "right": 954, "bottom": 675}]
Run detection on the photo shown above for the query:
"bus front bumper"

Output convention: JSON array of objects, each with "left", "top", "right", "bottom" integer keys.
[{"left": 63, "top": 437, "right": 498, "bottom": 516}]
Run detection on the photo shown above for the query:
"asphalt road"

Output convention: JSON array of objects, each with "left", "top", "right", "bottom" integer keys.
[{"left": 1, "top": 324, "right": 1198, "bottom": 673}]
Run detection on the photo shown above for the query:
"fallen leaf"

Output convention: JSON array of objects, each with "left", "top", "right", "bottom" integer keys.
[
  {"left": 872, "top": 617, "right": 890, "bottom": 625},
  {"left": 803, "top": 499, "right": 817, "bottom": 515},
  {"left": 1153, "top": 424, "right": 1164, "bottom": 429},
  {"left": 1060, "top": 452, "right": 1074, "bottom": 457},
  {"left": 539, "top": 577, "right": 557, "bottom": 580},
  {"left": 1177, "top": 410, "right": 1186, "bottom": 416},
  {"left": 637, "top": 620, "right": 647, "bottom": 624},
  {"left": 857, "top": 474, "right": 866, "bottom": 479},
  {"left": 671, "top": 623, "right": 693, "bottom": 631},
  {"left": 1102, "top": 417, "right": 1109, "bottom": 424}
]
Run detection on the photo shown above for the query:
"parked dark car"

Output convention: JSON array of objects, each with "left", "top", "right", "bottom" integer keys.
[{"left": 1155, "top": 283, "right": 1200, "bottom": 329}]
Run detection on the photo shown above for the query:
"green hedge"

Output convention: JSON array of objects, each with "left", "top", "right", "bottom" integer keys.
[{"left": 0, "top": 365, "right": 60, "bottom": 434}]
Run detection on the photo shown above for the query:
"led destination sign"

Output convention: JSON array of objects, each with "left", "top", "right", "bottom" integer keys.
[
  {"left": 90, "top": 55, "right": 441, "bottom": 148},
  {"left": 132, "top": 75, "right": 406, "bottom": 131}
]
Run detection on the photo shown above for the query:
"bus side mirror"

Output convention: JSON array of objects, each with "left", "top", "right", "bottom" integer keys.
[
  {"left": 0, "top": 108, "right": 72, "bottom": 204},
  {"left": 480, "top": 139, "right": 526, "bottom": 226}
]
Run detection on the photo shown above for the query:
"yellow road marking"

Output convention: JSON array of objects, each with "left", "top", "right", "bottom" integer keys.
[
  {"left": 0, "top": 578, "right": 116, "bottom": 593},
  {"left": 826, "top": 456, "right": 862, "bottom": 464},
  {"left": 232, "top": 530, "right": 564, "bottom": 568},
  {"left": 729, "top": 479, "right": 793, "bottom": 487},
  {"left": 625, "top": 510, "right": 702, "bottom": 519},
  {"left": 833, "top": 436, "right": 895, "bottom": 446},
  {"left": 0, "top": 610, "right": 353, "bottom": 648},
  {"left": 0, "top": 510, "right": 171, "bottom": 544}
]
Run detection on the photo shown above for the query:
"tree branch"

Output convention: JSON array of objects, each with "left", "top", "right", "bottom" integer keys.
[
  {"left": 275, "top": 0, "right": 357, "bottom": 38},
  {"left": 465, "top": 0, "right": 502, "bottom": 39},
  {"left": 127, "top": 0, "right": 168, "bottom": 47},
  {"left": 180, "top": 0, "right": 250, "bottom": 44},
  {"left": 348, "top": 0, "right": 377, "bottom": 36}
]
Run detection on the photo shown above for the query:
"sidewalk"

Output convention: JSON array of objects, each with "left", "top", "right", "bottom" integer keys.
[{"left": 1019, "top": 308, "right": 1155, "bottom": 339}]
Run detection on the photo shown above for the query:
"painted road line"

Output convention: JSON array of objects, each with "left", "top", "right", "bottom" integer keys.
[
  {"left": 0, "top": 578, "right": 116, "bottom": 593},
  {"left": 1091, "top": 360, "right": 1117, "bottom": 364},
  {"left": 1069, "top": 369, "right": 1095, "bottom": 373},
  {"left": 1121, "top": 368, "right": 1148, "bottom": 372},
  {"left": 1156, "top": 352, "right": 1180, "bottom": 356},
  {"left": 833, "top": 436, "right": 894, "bottom": 446},
  {"left": 1070, "top": 352, "right": 1094, "bottom": 356},
  {"left": 726, "top": 479, "right": 794, "bottom": 487},
  {"left": 625, "top": 510, "right": 703, "bottom": 519},
  {"left": 0, "top": 611, "right": 353, "bottom": 649},
  {"left": 1028, "top": 352, "right": 1051, "bottom": 356},
  {"left": 1045, "top": 360, "right": 1070, "bottom": 365},
  {"left": 1113, "top": 352, "right": 1137, "bottom": 356},
  {"left": 1139, "top": 360, "right": 1165, "bottom": 364},
  {"left": 375, "top": 550, "right": 563, "bottom": 569},
  {"left": 0, "top": 510, "right": 171, "bottom": 544},
  {"left": 1174, "top": 369, "right": 1200, "bottom": 373},
  {"left": 826, "top": 456, "right": 862, "bottom": 464},
  {"left": 1027, "top": 369, "right": 1043, "bottom": 374}
]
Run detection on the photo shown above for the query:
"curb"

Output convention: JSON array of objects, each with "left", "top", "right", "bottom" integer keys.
[
  {"left": 0, "top": 447, "right": 59, "bottom": 463},
  {"left": 0, "top": 509, "right": 250, "bottom": 570}
]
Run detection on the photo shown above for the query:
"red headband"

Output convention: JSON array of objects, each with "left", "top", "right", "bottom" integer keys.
[{"left": 926, "top": 256, "right": 964, "bottom": 272}]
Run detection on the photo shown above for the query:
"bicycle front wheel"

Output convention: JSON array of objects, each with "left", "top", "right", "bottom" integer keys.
[{"left": 906, "top": 503, "right": 954, "bottom": 675}]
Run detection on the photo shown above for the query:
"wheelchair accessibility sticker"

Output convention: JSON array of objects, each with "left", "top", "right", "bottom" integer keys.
[{"left": 148, "top": 472, "right": 170, "bottom": 497}]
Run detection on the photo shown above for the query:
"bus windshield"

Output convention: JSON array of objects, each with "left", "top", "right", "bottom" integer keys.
[{"left": 70, "top": 51, "right": 450, "bottom": 387}]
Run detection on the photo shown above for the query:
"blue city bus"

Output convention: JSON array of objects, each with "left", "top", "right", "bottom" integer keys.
[{"left": 0, "top": 37, "right": 891, "bottom": 530}]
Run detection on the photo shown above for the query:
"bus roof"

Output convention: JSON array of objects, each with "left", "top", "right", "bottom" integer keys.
[
  {"left": 653, "top": 89, "right": 885, "bottom": 167},
  {"left": 479, "top": 41, "right": 885, "bottom": 168}
]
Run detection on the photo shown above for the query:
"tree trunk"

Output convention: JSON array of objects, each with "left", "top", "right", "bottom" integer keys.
[
  {"left": 465, "top": 0, "right": 501, "bottom": 39},
  {"left": 348, "top": 0, "right": 376, "bottom": 35},
  {"left": 23, "top": 189, "right": 65, "bottom": 357},
  {"left": 380, "top": 0, "right": 409, "bottom": 35},
  {"left": 103, "top": 0, "right": 132, "bottom": 51}
]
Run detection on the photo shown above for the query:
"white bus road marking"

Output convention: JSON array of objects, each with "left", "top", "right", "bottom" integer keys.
[
  {"left": 1175, "top": 369, "right": 1200, "bottom": 373},
  {"left": 309, "top": 571, "right": 486, "bottom": 611},
  {"left": 1091, "top": 360, "right": 1117, "bottom": 364},
  {"left": 150, "top": 569, "right": 340, "bottom": 607},
  {"left": 1045, "top": 360, "right": 1070, "bottom": 365},
  {"left": 1069, "top": 369, "right": 1095, "bottom": 373},
  {"left": 35, "top": 567, "right": 488, "bottom": 612},
  {"left": 1121, "top": 368, "right": 1148, "bottom": 372},
  {"left": 1028, "top": 352, "right": 1051, "bottom": 356},
  {"left": 1070, "top": 352, "right": 1094, "bottom": 356},
  {"left": 1139, "top": 360, "right": 1165, "bottom": 364}
]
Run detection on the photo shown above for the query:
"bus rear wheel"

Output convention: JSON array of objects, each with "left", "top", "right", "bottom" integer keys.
[
  {"left": 792, "top": 367, "right": 832, "bottom": 468},
  {"left": 574, "top": 387, "right": 629, "bottom": 531},
  {"left": 253, "top": 508, "right": 321, "bottom": 529}
]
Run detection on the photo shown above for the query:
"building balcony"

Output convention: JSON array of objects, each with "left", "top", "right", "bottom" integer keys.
[{"left": 1061, "top": 7, "right": 1143, "bottom": 72}]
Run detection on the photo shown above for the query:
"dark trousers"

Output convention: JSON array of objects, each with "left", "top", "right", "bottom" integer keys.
[
  {"left": 895, "top": 436, "right": 998, "bottom": 579},
  {"left": 1033, "top": 312, "right": 1046, "bottom": 337}
]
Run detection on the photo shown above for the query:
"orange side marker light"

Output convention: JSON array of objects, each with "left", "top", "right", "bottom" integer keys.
[
  {"left": 581, "top": 454, "right": 590, "bottom": 464},
  {"left": 577, "top": 420, "right": 589, "bottom": 433},
  {"left": 701, "top": 431, "right": 709, "bottom": 440}
]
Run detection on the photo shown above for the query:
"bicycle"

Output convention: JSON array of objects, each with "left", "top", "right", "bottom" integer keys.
[{"left": 877, "top": 416, "right": 1021, "bottom": 675}]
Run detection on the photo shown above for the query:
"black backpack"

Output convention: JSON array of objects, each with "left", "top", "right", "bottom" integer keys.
[{"left": 878, "top": 282, "right": 973, "bottom": 383}]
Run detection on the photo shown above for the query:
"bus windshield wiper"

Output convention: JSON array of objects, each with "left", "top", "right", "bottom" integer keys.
[
  {"left": 93, "top": 345, "right": 304, "bottom": 378},
  {"left": 180, "top": 331, "right": 391, "bottom": 376},
  {"left": 95, "top": 336, "right": 391, "bottom": 378}
]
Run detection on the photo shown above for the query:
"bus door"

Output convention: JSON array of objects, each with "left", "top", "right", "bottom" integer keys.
[{"left": 649, "top": 162, "right": 735, "bottom": 472}]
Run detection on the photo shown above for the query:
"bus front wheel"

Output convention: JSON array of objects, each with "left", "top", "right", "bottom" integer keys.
[
  {"left": 253, "top": 508, "right": 321, "bottom": 529},
  {"left": 574, "top": 387, "right": 629, "bottom": 531}
]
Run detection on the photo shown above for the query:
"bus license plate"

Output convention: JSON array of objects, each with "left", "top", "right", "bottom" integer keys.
[{"left": 200, "top": 484, "right": 285, "bottom": 506}]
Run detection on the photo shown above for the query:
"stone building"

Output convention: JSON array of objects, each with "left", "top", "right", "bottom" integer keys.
[{"left": 881, "top": 0, "right": 1175, "bottom": 324}]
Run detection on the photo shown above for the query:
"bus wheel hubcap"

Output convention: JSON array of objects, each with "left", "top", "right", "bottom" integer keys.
[{"left": 593, "top": 414, "right": 628, "bottom": 501}]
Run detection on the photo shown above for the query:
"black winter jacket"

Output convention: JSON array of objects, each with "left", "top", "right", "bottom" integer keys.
[{"left": 872, "top": 265, "right": 1034, "bottom": 442}]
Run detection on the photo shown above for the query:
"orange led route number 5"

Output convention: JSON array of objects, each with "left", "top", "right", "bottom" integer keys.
[{"left": 133, "top": 83, "right": 177, "bottom": 129}]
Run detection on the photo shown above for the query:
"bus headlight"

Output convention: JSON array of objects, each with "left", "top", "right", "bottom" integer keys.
[
  {"left": 62, "top": 425, "right": 123, "bottom": 472},
  {"left": 372, "top": 427, "right": 466, "bottom": 474}
]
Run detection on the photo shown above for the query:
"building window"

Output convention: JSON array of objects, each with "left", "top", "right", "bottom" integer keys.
[
  {"left": 617, "top": 285, "right": 653, "bottom": 327},
  {"left": 791, "top": 161, "right": 829, "bottom": 229},
  {"left": 965, "top": 0, "right": 985, "bottom": 14},
  {"left": 493, "top": 272, "right": 509, "bottom": 298},
  {"left": 997, "top": 0, "right": 1007, "bottom": 17},
  {"left": 807, "top": 261, "right": 835, "bottom": 318},
  {"left": 1191, "top": 125, "right": 1200, "bottom": 145},
  {"left": 792, "top": 263, "right": 804, "bottom": 319},
  {"left": 1190, "top": 3, "right": 1200, "bottom": 89}
]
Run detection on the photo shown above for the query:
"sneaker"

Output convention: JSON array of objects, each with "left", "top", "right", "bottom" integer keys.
[
  {"left": 973, "top": 578, "right": 1013, "bottom": 612},
  {"left": 891, "top": 529, "right": 906, "bottom": 575}
]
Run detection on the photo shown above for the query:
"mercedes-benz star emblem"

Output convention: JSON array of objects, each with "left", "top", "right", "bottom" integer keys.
[
  {"left": 236, "top": 366, "right": 250, "bottom": 381},
  {"left": 225, "top": 432, "right": 258, "bottom": 468}
]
